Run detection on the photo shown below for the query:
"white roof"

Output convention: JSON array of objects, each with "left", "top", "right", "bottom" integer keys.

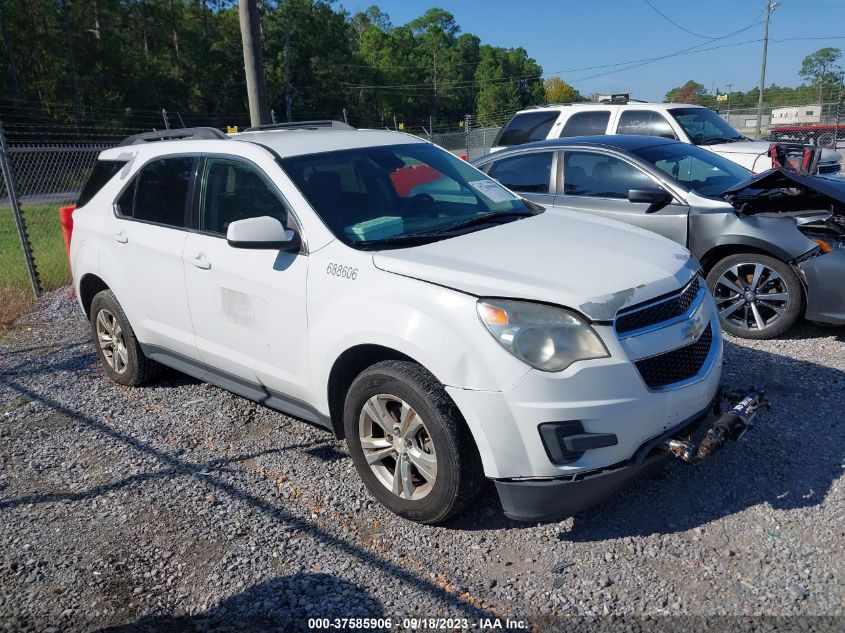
[
  {"left": 520, "top": 102, "right": 704, "bottom": 113},
  {"left": 98, "top": 128, "right": 426, "bottom": 162},
  {"left": 231, "top": 128, "right": 424, "bottom": 157}
]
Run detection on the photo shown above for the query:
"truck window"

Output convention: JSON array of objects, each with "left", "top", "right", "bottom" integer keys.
[
  {"left": 496, "top": 111, "right": 559, "bottom": 146},
  {"left": 559, "top": 111, "right": 610, "bottom": 137},
  {"left": 616, "top": 111, "right": 677, "bottom": 139}
]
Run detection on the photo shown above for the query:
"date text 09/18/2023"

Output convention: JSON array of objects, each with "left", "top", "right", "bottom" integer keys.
[{"left": 306, "top": 616, "right": 529, "bottom": 630}]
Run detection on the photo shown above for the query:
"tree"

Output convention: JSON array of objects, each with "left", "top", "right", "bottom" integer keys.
[
  {"left": 799, "top": 47, "right": 843, "bottom": 102},
  {"left": 665, "top": 80, "right": 707, "bottom": 104},
  {"left": 543, "top": 77, "right": 583, "bottom": 103}
]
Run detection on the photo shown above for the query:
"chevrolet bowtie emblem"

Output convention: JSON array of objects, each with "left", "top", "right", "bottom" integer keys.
[{"left": 681, "top": 316, "right": 704, "bottom": 342}]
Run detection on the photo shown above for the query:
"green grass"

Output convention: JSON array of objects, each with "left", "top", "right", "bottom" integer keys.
[{"left": 1, "top": 203, "right": 71, "bottom": 293}]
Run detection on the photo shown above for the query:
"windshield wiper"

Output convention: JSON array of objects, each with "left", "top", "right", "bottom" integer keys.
[
  {"left": 432, "top": 210, "right": 535, "bottom": 235},
  {"left": 700, "top": 137, "right": 736, "bottom": 145}
]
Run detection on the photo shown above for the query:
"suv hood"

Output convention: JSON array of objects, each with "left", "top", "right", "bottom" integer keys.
[
  {"left": 372, "top": 211, "right": 697, "bottom": 321},
  {"left": 722, "top": 169, "right": 845, "bottom": 215}
]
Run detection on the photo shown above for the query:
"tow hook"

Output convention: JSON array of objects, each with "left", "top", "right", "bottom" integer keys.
[{"left": 661, "top": 387, "right": 771, "bottom": 464}]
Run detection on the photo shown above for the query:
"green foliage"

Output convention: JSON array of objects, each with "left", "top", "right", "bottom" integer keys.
[
  {"left": 0, "top": 1, "right": 546, "bottom": 133},
  {"left": 799, "top": 47, "right": 843, "bottom": 88},
  {"left": 543, "top": 77, "right": 584, "bottom": 104}
]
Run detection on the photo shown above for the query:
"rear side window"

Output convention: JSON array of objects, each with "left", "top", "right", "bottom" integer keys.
[
  {"left": 116, "top": 157, "right": 195, "bottom": 228},
  {"left": 496, "top": 111, "right": 559, "bottom": 146},
  {"left": 77, "top": 160, "right": 126, "bottom": 208},
  {"left": 560, "top": 111, "right": 610, "bottom": 137},
  {"left": 487, "top": 152, "right": 553, "bottom": 193},
  {"left": 617, "top": 111, "right": 676, "bottom": 139}
]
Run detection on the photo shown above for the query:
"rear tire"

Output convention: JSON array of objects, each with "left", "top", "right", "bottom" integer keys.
[
  {"left": 343, "top": 361, "right": 484, "bottom": 524},
  {"left": 90, "top": 290, "right": 160, "bottom": 386},
  {"left": 706, "top": 254, "right": 803, "bottom": 339}
]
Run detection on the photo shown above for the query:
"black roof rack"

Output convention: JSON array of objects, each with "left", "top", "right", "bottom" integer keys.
[
  {"left": 243, "top": 120, "right": 355, "bottom": 132},
  {"left": 118, "top": 127, "right": 228, "bottom": 147}
]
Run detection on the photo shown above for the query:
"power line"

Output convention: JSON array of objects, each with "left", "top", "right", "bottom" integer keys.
[{"left": 642, "top": 0, "right": 743, "bottom": 39}]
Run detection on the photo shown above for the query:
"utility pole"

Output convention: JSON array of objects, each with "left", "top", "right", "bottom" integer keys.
[
  {"left": 284, "top": 22, "right": 292, "bottom": 122},
  {"left": 756, "top": 1, "right": 780, "bottom": 137},
  {"left": 239, "top": 0, "right": 270, "bottom": 127},
  {"left": 432, "top": 49, "right": 438, "bottom": 130},
  {"left": 726, "top": 83, "right": 733, "bottom": 119}
]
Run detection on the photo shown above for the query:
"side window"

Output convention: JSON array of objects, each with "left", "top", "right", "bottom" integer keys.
[
  {"left": 129, "top": 157, "right": 195, "bottom": 227},
  {"left": 114, "top": 180, "right": 136, "bottom": 217},
  {"left": 617, "top": 111, "right": 677, "bottom": 138},
  {"left": 496, "top": 111, "right": 559, "bottom": 146},
  {"left": 563, "top": 151, "right": 653, "bottom": 199},
  {"left": 487, "top": 152, "right": 553, "bottom": 193},
  {"left": 559, "top": 111, "right": 610, "bottom": 137},
  {"left": 201, "top": 158, "right": 288, "bottom": 235}
]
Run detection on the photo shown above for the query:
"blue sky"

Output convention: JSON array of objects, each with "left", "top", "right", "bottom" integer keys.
[{"left": 339, "top": 0, "right": 845, "bottom": 100}]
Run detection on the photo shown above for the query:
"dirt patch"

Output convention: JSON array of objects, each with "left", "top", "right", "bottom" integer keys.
[{"left": 0, "top": 287, "right": 34, "bottom": 330}]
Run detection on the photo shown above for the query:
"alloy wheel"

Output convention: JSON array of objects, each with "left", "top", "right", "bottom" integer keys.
[
  {"left": 358, "top": 394, "right": 437, "bottom": 500},
  {"left": 713, "top": 262, "right": 790, "bottom": 333},
  {"left": 95, "top": 308, "right": 129, "bottom": 374}
]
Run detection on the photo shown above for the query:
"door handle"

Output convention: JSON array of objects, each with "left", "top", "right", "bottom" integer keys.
[
  {"left": 113, "top": 231, "right": 128, "bottom": 244},
  {"left": 189, "top": 253, "right": 211, "bottom": 270}
]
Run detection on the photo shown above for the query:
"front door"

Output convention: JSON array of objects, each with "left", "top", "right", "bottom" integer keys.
[{"left": 183, "top": 156, "right": 310, "bottom": 402}]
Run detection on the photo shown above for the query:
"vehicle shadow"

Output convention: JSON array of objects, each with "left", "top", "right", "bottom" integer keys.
[
  {"left": 764, "top": 319, "right": 845, "bottom": 343},
  {"left": 96, "top": 572, "right": 385, "bottom": 633},
  {"left": 556, "top": 337, "right": 844, "bottom": 542}
]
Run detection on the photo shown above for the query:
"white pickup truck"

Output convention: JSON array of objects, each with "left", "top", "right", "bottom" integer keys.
[{"left": 491, "top": 100, "right": 842, "bottom": 176}]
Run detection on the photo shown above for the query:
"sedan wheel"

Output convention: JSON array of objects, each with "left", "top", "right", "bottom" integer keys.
[
  {"left": 359, "top": 394, "right": 437, "bottom": 501},
  {"left": 706, "top": 254, "right": 803, "bottom": 339}
]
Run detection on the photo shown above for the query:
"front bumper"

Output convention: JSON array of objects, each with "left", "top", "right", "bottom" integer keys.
[
  {"left": 800, "top": 250, "right": 845, "bottom": 324},
  {"left": 495, "top": 388, "right": 769, "bottom": 521},
  {"left": 446, "top": 297, "right": 723, "bottom": 480}
]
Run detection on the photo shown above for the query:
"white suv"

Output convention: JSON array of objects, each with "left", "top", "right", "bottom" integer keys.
[
  {"left": 71, "top": 122, "right": 730, "bottom": 523},
  {"left": 492, "top": 99, "right": 842, "bottom": 176}
]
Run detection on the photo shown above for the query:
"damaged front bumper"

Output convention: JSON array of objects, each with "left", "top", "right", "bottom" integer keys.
[
  {"left": 799, "top": 249, "right": 845, "bottom": 324},
  {"left": 494, "top": 387, "right": 770, "bottom": 522}
]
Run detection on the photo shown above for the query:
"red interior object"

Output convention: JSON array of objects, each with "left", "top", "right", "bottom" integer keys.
[
  {"left": 59, "top": 205, "right": 76, "bottom": 266},
  {"left": 389, "top": 164, "right": 443, "bottom": 197}
]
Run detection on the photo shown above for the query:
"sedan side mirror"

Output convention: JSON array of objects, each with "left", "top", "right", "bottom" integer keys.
[
  {"left": 227, "top": 216, "right": 301, "bottom": 252},
  {"left": 628, "top": 187, "right": 673, "bottom": 213}
]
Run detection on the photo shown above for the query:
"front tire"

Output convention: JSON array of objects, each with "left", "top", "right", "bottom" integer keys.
[
  {"left": 706, "top": 254, "right": 803, "bottom": 339},
  {"left": 343, "top": 361, "right": 483, "bottom": 524},
  {"left": 90, "top": 290, "right": 160, "bottom": 386}
]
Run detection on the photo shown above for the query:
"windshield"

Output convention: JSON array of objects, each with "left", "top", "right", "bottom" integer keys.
[
  {"left": 631, "top": 142, "right": 750, "bottom": 197},
  {"left": 279, "top": 143, "right": 534, "bottom": 248},
  {"left": 669, "top": 107, "right": 745, "bottom": 146}
]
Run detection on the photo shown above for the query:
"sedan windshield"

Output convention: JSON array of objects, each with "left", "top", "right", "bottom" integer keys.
[
  {"left": 631, "top": 142, "right": 750, "bottom": 197},
  {"left": 279, "top": 143, "right": 535, "bottom": 249},
  {"left": 669, "top": 107, "right": 745, "bottom": 145}
]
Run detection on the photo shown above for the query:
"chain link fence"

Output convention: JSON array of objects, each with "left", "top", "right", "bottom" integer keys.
[{"left": 0, "top": 136, "right": 112, "bottom": 305}]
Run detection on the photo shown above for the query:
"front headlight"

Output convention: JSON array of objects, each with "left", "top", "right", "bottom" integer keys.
[{"left": 477, "top": 299, "right": 609, "bottom": 372}]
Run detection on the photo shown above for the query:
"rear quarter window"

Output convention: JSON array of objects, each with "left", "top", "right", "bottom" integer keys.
[
  {"left": 496, "top": 111, "right": 560, "bottom": 146},
  {"left": 77, "top": 160, "right": 127, "bottom": 207}
]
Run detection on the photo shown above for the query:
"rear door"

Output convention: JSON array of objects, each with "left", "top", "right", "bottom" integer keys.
[
  {"left": 555, "top": 149, "right": 689, "bottom": 246},
  {"left": 182, "top": 155, "right": 311, "bottom": 402},
  {"left": 101, "top": 155, "right": 200, "bottom": 362},
  {"left": 485, "top": 150, "right": 557, "bottom": 206}
]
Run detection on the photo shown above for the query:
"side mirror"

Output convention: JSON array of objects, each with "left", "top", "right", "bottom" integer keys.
[
  {"left": 227, "top": 216, "right": 301, "bottom": 252},
  {"left": 628, "top": 187, "right": 672, "bottom": 213}
]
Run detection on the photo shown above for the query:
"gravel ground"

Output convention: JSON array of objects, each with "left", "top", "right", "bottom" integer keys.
[{"left": 0, "top": 287, "right": 843, "bottom": 632}]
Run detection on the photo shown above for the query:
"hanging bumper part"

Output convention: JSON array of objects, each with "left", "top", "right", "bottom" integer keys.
[{"left": 661, "top": 387, "right": 770, "bottom": 464}]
